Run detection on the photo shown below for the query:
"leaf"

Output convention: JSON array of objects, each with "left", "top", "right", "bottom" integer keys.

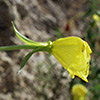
[
  {"left": 11, "top": 21, "right": 35, "bottom": 45},
  {"left": 17, "top": 50, "right": 36, "bottom": 74}
]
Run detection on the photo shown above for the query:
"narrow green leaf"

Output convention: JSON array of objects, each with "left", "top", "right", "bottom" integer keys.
[
  {"left": 17, "top": 50, "right": 36, "bottom": 74},
  {"left": 17, "top": 47, "right": 42, "bottom": 74},
  {"left": 11, "top": 21, "right": 50, "bottom": 47},
  {"left": 11, "top": 21, "right": 35, "bottom": 45}
]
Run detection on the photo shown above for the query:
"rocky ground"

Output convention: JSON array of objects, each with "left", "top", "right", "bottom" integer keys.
[{"left": 0, "top": 0, "right": 89, "bottom": 100}]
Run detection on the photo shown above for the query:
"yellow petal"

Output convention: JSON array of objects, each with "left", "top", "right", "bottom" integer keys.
[
  {"left": 52, "top": 36, "right": 92, "bottom": 82},
  {"left": 72, "top": 84, "right": 88, "bottom": 100},
  {"left": 93, "top": 14, "right": 100, "bottom": 22}
]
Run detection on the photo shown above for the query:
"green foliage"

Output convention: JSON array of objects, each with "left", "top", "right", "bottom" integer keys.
[
  {"left": 84, "top": 0, "right": 99, "bottom": 17},
  {"left": 56, "top": 28, "right": 65, "bottom": 38},
  {"left": 17, "top": 50, "right": 37, "bottom": 74},
  {"left": 0, "top": 22, "right": 52, "bottom": 74},
  {"left": 12, "top": 22, "right": 36, "bottom": 45}
]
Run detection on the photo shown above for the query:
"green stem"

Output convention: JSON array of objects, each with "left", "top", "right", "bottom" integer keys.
[
  {"left": 0, "top": 45, "right": 40, "bottom": 51},
  {"left": 0, "top": 41, "right": 52, "bottom": 52}
]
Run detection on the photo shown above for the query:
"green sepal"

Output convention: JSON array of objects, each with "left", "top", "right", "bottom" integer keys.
[
  {"left": 17, "top": 49, "right": 37, "bottom": 74},
  {"left": 0, "top": 22, "right": 53, "bottom": 74},
  {"left": 12, "top": 21, "right": 35, "bottom": 45},
  {"left": 11, "top": 21, "right": 51, "bottom": 47}
]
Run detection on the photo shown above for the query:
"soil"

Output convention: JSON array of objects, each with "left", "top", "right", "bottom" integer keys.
[{"left": 0, "top": 0, "right": 88, "bottom": 100}]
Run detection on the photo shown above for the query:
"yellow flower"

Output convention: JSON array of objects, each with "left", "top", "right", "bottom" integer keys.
[
  {"left": 52, "top": 36, "right": 92, "bottom": 82},
  {"left": 92, "top": 14, "right": 100, "bottom": 27},
  {"left": 93, "top": 14, "right": 100, "bottom": 22},
  {"left": 72, "top": 84, "right": 88, "bottom": 100}
]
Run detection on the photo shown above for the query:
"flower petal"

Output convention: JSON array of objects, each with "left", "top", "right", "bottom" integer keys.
[{"left": 52, "top": 36, "right": 92, "bottom": 82}]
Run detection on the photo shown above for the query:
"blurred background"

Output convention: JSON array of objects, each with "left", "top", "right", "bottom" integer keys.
[{"left": 0, "top": 0, "right": 100, "bottom": 100}]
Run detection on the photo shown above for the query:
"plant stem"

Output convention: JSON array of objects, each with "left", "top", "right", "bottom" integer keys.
[
  {"left": 0, "top": 45, "right": 40, "bottom": 51},
  {"left": 0, "top": 41, "right": 52, "bottom": 52}
]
